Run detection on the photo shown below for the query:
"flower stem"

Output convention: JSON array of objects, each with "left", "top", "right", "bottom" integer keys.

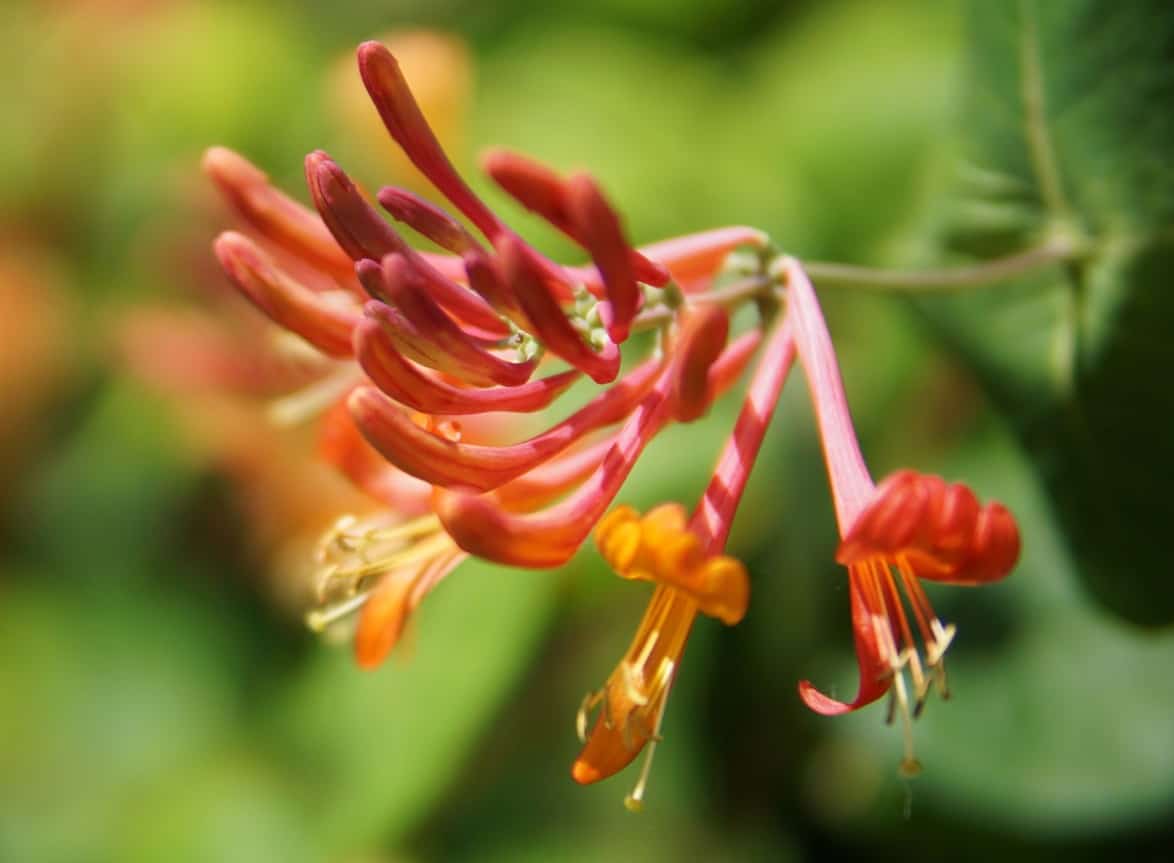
[
  {"left": 630, "top": 275, "right": 774, "bottom": 333},
  {"left": 803, "top": 237, "right": 1077, "bottom": 293}
]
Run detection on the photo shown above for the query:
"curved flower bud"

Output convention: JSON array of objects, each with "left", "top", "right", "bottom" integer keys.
[
  {"left": 213, "top": 231, "right": 360, "bottom": 357},
  {"left": 377, "top": 186, "right": 482, "bottom": 255},
  {"left": 489, "top": 434, "right": 619, "bottom": 512},
  {"left": 564, "top": 173, "right": 641, "bottom": 343},
  {"left": 317, "top": 397, "right": 433, "bottom": 512},
  {"left": 461, "top": 247, "right": 528, "bottom": 325},
  {"left": 669, "top": 305, "right": 729, "bottom": 422},
  {"left": 358, "top": 256, "right": 533, "bottom": 387},
  {"left": 433, "top": 382, "right": 672, "bottom": 566},
  {"left": 357, "top": 40, "right": 506, "bottom": 240},
  {"left": 481, "top": 149, "right": 669, "bottom": 290},
  {"left": 349, "top": 353, "right": 663, "bottom": 492},
  {"left": 497, "top": 233, "right": 621, "bottom": 385},
  {"left": 306, "top": 151, "right": 508, "bottom": 339},
  {"left": 634, "top": 226, "right": 768, "bottom": 292},
  {"left": 203, "top": 147, "right": 357, "bottom": 283},
  {"left": 434, "top": 330, "right": 763, "bottom": 567},
  {"left": 355, "top": 314, "right": 580, "bottom": 415}
]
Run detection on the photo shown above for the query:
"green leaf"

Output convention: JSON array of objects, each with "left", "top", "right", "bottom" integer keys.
[
  {"left": 267, "top": 559, "right": 558, "bottom": 854},
  {"left": 915, "top": 0, "right": 1174, "bottom": 624}
]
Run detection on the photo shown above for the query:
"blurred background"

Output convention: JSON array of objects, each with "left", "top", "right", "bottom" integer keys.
[{"left": 2, "top": 0, "right": 1172, "bottom": 860}]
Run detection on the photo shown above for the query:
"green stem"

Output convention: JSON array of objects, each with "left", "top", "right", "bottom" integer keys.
[
  {"left": 802, "top": 237, "right": 1077, "bottom": 293},
  {"left": 627, "top": 235, "right": 1078, "bottom": 340},
  {"left": 630, "top": 275, "right": 773, "bottom": 333}
]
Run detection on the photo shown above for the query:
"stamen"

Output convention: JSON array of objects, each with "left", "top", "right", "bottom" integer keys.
[
  {"left": 927, "top": 617, "right": 956, "bottom": 668},
  {"left": 306, "top": 589, "right": 372, "bottom": 632},
  {"left": 577, "top": 689, "right": 604, "bottom": 743},
  {"left": 624, "top": 693, "right": 669, "bottom": 813},
  {"left": 889, "top": 661, "right": 920, "bottom": 778},
  {"left": 268, "top": 364, "right": 363, "bottom": 426},
  {"left": 363, "top": 514, "right": 444, "bottom": 545},
  {"left": 334, "top": 533, "right": 453, "bottom": 583},
  {"left": 314, "top": 514, "right": 451, "bottom": 603}
]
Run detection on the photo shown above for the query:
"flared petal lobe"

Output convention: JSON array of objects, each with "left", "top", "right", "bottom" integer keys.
[{"left": 837, "top": 470, "right": 1020, "bottom": 586}]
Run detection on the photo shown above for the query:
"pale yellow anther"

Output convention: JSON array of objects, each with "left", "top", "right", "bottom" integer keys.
[{"left": 309, "top": 513, "right": 453, "bottom": 640}]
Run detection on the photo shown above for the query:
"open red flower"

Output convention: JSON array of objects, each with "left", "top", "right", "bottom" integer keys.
[{"left": 779, "top": 257, "right": 1021, "bottom": 774}]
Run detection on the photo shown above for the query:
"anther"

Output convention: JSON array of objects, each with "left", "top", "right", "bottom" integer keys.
[
  {"left": 306, "top": 589, "right": 372, "bottom": 632},
  {"left": 577, "top": 690, "right": 604, "bottom": 743},
  {"left": 623, "top": 696, "right": 669, "bottom": 813}
]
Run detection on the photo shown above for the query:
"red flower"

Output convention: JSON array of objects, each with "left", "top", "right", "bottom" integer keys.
[{"left": 779, "top": 257, "right": 1021, "bottom": 774}]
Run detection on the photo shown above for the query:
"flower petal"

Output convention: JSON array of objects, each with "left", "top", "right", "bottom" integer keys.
[
  {"left": 203, "top": 147, "right": 356, "bottom": 282},
  {"left": 355, "top": 547, "right": 466, "bottom": 668},
  {"left": 213, "top": 231, "right": 359, "bottom": 357},
  {"left": 360, "top": 256, "right": 532, "bottom": 387},
  {"left": 306, "top": 151, "right": 508, "bottom": 339},
  {"left": 355, "top": 315, "right": 580, "bottom": 414},
  {"left": 798, "top": 569, "right": 892, "bottom": 715},
  {"left": 837, "top": 470, "right": 1021, "bottom": 586},
  {"left": 497, "top": 233, "right": 620, "bottom": 384},
  {"left": 482, "top": 149, "right": 669, "bottom": 289},
  {"left": 357, "top": 41, "right": 505, "bottom": 239},
  {"left": 349, "top": 353, "right": 662, "bottom": 491},
  {"left": 377, "top": 186, "right": 483, "bottom": 255}
]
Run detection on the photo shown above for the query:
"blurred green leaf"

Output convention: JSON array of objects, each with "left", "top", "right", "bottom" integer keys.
[
  {"left": 915, "top": 0, "right": 1174, "bottom": 623},
  {"left": 268, "top": 559, "right": 558, "bottom": 853},
  {"left": 113, "top": 751, "right": 320, "bottom": 863},
  {"left": 22, "top": 383, "right": 198, "bottom": 582},
  {"left": 0, "top": 583, "right": 241, "bottom": 862},
  {"left": 741, "top": 0, "right": 961, "bottom": 259}
]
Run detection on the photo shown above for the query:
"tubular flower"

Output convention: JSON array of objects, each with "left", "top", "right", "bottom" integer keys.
[
  {"left": 573, "top": 313, "right": 797, "bottom": 809},
  {"left": 195, "top": 34, "right": 1024, "bottom": 807},
  {"left": 777, "top": 257, "right": 1021, "bottom": 774}
]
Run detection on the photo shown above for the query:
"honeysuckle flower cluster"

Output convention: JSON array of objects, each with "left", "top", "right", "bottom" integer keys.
[{"left": 203, "top": 41, "right": 1021, "bottom": 809}]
